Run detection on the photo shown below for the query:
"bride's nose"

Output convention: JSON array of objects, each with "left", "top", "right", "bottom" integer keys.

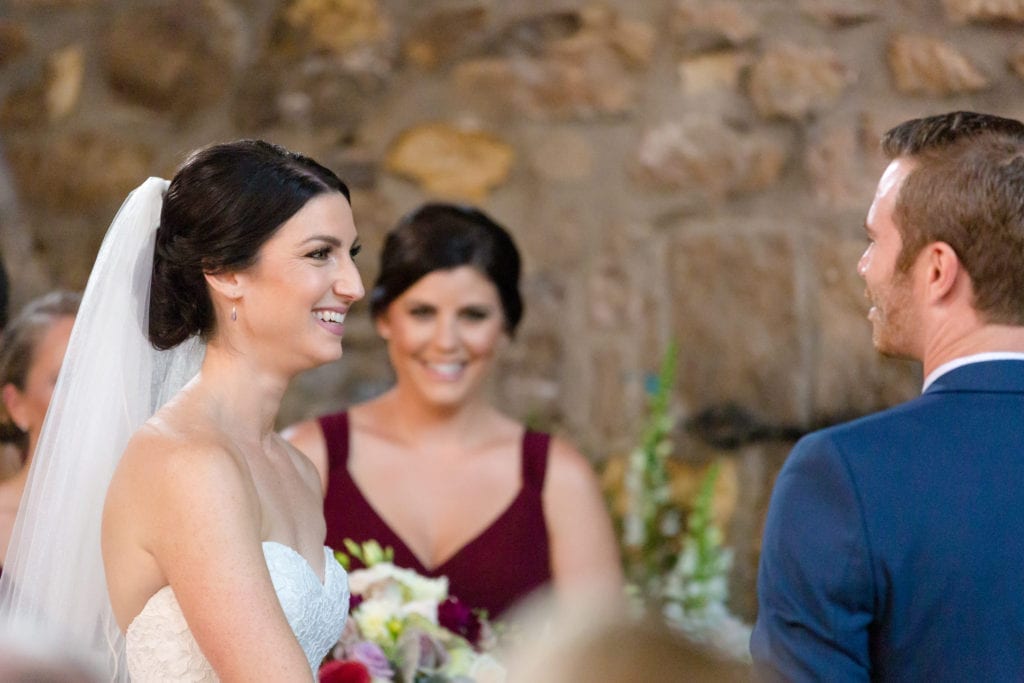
[{"left": 334, "top": 259, "right": 365, "bottom": 302}]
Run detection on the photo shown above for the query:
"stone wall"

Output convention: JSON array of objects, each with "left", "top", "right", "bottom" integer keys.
[{"left": 3, "top": 0, "right": 1023, "bottom": 619}]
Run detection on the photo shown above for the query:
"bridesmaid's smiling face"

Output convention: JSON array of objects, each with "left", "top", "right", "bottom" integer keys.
[{"left": 376, "top": 265, "right": 507, "bottom": 410}]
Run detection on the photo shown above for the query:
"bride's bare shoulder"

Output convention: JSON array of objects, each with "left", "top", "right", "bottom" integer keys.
[{"left": 110, "top": 411, "right": 247, "bottom": 510}]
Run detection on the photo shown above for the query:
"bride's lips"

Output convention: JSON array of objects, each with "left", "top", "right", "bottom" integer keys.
[{"left": 313, "top": 308, "right": 347, "bottom": 336}]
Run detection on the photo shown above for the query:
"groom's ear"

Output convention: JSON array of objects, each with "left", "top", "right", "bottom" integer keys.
[{"left": 203, "top": 270, "right": 243, "bottom": 301}]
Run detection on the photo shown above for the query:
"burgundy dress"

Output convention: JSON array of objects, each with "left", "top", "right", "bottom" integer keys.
[{"left": 318, "top": 412, "right": 552, "bottom": 618}]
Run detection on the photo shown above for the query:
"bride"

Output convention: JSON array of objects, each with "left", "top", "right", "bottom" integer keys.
[{"left": 0, "top": 140, "right": 363, "bottom": 681}]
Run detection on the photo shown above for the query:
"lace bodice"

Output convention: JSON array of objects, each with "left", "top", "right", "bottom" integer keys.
[{"left": 125, "top": 542, "right": 349, "bottom": 682}]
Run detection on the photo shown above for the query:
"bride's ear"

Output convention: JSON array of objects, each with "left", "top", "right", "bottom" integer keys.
[{"left": 203, "top": 270, "right": 243, "bottom": 301}]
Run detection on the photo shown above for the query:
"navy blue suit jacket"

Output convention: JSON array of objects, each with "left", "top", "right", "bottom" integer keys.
[{"left": 751, "top": 360, "right": 1024, "bottom": 681}]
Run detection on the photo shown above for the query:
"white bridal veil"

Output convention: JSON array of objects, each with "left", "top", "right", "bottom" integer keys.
[{"left": 0, "top": 178, "right": 204, "bottom": 680}]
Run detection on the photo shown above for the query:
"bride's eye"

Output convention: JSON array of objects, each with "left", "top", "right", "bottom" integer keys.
[{"left": 307, "top": 247, "right": 331, "bottom": 260}]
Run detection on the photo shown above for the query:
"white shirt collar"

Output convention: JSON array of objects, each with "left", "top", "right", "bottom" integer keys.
[{"left": 922, "top": 352, "right": 1024, "bottom": 393}]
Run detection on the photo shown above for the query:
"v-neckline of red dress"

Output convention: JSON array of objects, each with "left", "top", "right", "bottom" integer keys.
[{"left": 342, "top": 468, "right": 530, "bottom": 574}]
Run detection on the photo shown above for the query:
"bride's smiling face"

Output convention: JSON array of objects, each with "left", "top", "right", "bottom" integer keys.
[
  {"left": 235, "top": 192, "right": 365, "bottom": 371},
  {"left": 376, "top": 266, "right": 507, "bottom": 409}
]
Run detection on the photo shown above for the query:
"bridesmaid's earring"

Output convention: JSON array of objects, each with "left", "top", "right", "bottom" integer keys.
[{"left": 231, "top": 305, "right": 237, "bottom": 322}]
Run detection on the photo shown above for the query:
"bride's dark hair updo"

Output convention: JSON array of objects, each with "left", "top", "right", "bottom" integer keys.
[{"left": 149, "top": 139, "right": 350, "bottom": 350}]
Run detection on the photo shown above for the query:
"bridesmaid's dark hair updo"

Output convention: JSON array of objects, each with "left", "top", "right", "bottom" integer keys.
[
  {"left": 149, "top": 140, "right": 350, "bottom": 350},
  {"left": 370, "top": 203, "right": 523, "bottom": 336}
]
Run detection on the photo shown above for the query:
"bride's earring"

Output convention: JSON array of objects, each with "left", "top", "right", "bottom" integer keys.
[{"left": 231, "top": 305, "right": 237, "bottom": 322}]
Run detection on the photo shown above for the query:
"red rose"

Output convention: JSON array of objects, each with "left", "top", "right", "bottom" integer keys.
[
  {"left": 438, "top": 596, "right": 483, "bottom": 647},
  {"left": 319, "top": 659, "right": 371, "bottom": 683}
]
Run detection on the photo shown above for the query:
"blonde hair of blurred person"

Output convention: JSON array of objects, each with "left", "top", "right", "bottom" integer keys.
[
  {"left": 503, "top": 598, "right": 751, "bottom": 683},
  {"left": 0, "top": 290, "right": 79, "bottom": 568}
]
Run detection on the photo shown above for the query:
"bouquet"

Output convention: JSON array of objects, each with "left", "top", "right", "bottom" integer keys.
[{"left": 319, "top": 541, "right": 505, "bottom": 683}]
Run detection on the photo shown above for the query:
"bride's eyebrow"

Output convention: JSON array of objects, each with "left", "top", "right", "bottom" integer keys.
[{"left": 300, "top": 235, "right": 342, "bottom": 247}]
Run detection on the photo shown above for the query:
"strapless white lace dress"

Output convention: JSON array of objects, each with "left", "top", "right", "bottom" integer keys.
[{"left": 125, "top": 542, "right": 349, "bottom": 682}]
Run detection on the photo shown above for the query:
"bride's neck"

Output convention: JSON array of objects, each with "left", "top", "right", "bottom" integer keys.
[{"left": 192, "top": 342, "right": 289, "bottom": 440}]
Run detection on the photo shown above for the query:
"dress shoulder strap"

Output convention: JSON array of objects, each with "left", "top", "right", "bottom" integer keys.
[
  {"left": 521, "top": 430, "right": 551, "bottom": 491},
  {"left": 317, "top": 411, "right": 350, "bottom": 472}
]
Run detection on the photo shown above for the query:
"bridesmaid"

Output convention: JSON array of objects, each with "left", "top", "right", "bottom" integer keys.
[
  {"left": 285, "top": 203, "right": 623, "bottom": 618},
  {"left": 0, "top": 291, "right": 79, "bottom": 573}
]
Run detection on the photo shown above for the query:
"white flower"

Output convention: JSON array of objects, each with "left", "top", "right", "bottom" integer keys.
[
  {"left": 354, "top": 596, "right": 401, "bottom": 643},
  {"left": 443, "top": 646, "right": 474, "bottom": 676},
  {"left": 400, "top": 598, "right": 438, "bottom": 624},
  {"left": 468, "top": 653, "right": 507, "bottom": 683},
  {"left": 623, "top": 512, "right": 644, "bottom": 547},
  {"left": 350, "top": 563, "right": 449, "bottom": 604},
  {"left": 398, "top": 570, "right": 449, "bottom": 603}
]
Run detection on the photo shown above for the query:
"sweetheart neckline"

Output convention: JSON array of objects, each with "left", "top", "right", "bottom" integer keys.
[
  {"left": 262, "top": 541, "right": 335, "bottom": 588},
  {"left": 125, "top": 542, "right": 340, "bottom": 639}
]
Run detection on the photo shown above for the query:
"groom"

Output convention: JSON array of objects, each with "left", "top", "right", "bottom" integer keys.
[{"left": 751, "top": 111, "right": 1024, "bottom": 680}]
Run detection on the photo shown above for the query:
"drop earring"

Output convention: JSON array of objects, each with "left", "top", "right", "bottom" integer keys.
[{"left": 231, "top": 305, "right": 237, "bottom": 322}]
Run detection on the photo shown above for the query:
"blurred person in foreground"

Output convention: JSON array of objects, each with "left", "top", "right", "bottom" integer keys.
[
  {"left": 0, "top": 616, "right": 100, "bottom": 683},
  {"left": 502, "top": 593, "right": 750, "bottom": 683},
  {"left": 0, "top": 290, "right": 79, "bottom": 573},
  {"left": 752, "top": 111, "right": 1024, "bottom": 680},
  {"left": 285, "top": 203, "right": 622, "bottom": 620}
]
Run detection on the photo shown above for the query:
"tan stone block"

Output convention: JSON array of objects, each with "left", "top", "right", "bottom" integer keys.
[
  {"left": 102, "top": 0, "right": 243, "bottom": 115},
  {"left": 454, "top": 53, "right": 635, "bottom": 121},
  {"left": 887, "top": 33, "right": 988, "bottom": 96},
  {"left": 278, "top": 0, "right": 391, "bottom": 56},
  {"left": 527, "top": 129, "right": 593, "bottom": 182},
  {"left": 45, "top": 44, "right": 84, "bottom": 121},
  {"left": 0, "top": 84, "right": 46, "bottom": 129},
  {"left": 6, "top": 0, "right": 97, "bottom": 5},
  {"left": 402, "top": 5, "right": 488, "bottom": 70},
  {"left": 231, "top": 60, "right": 380, "bottom": 135},
  {"left": 6, "top": 131, "right": 154, "bottom": 213},
  {"left": 590, "top": 344, "right": 629, "bottom": 444},
  {"left": 0, "top": 20, "right": 30, "bottom": 67},
  {"left": 804, "top": 118, "right": 886, "bottom": 209},
  {"left": 798, "top": 0, "right": 879, "bottom": 27},
  {"left": 677, "top": 51, "right": 750, "bottom": 95},
  {"left": 0, "top": 44, "right": 84, "bottom": 127},
  {"left": 943, "top": 0, "right": 1024, "bottom": 23},
  {"left": 1010, "top": 41, "right": 1024, "bottom": 80},
  {"left": 668, "top": 231, "right": 801, "bottom": 423},
  {"left": 631, "top": 118, "right": 787, "bottom": 200},
  {"left": 453, "top": 7, "right": 645, "bottom": 121},
  {"left": 670, "top": 0, "right": 759, "bottom": 53},
  {"left": 588, "top": 259, "right": 630, "bottom": 330},
  {"left": 748, "top": 42, "right": 851, "bottom": 121},
  {"left": 603, "top": 14, "right": 656, "bottom": 68},
  {"left": 490, "top": 9, "right": 582, "bottom": 56},
  {"left": 384, "top": 122, "right": 514, "bottom": 200}
]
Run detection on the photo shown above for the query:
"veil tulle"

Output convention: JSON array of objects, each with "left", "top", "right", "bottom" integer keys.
[{"left": 0, "top": 178, "right": 204, "bottom": 680}]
